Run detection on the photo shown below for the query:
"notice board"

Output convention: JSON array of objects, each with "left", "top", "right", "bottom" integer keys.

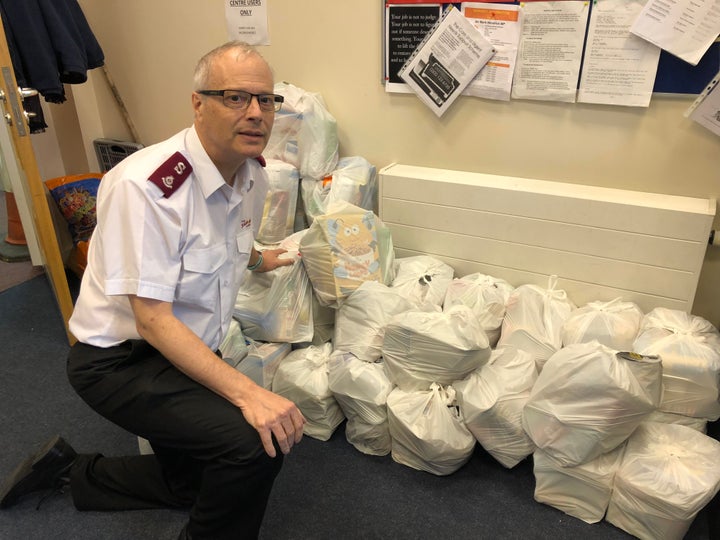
[{"left": 382, "top": 1, "right": 720, "bottom": 96}]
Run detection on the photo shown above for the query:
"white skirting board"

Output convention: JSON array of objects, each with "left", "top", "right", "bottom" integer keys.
[{"left": 378, "top": 163, "right": 716, "bottom": 313}]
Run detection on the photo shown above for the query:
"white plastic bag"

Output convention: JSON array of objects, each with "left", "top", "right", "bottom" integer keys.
[
  {"left": 522, "top": 342, "right": 661, "bottom": 467},
  {"left": 328, "top": 351, "right": 394, "bottom": 456},
  {"left": 633, "top": 307, "right": 720, "bottom": 420},
  {"left": 236, "top": 339, "right": 291, "bottom": 389},
  {"left": 326, "top": 156, "right": 377, "bottom": 212},
  {"left": 297, "top": 96, "right": 338, "bottom": 180},
  {"left": 606, "top": 422, "right": 720, "bottom": 540},
  {"left": 497, "top": 275, "right": 575, "bottom": 371},
  {"left": 257, "top": 159, "right": 299, "bottom": 244},
  {"left": 534, "top": 444, "right": 626, "bottom": 524},
  {"left": 561, "top": 298, "right": 643, "bottom": 350},
  {"left": 391, "top": 255, "right": 454, "bottom": 309},
  {"left": 645, "top": 410, "right": 707, "bottom": 433},
  {"left": 443, "top": 273, "right": 514, "bottom": 347},
  {"left": 454, "top": 346, "right": 537, "bottom": 468},
  {"left": 387, "top": 383, "right": 475, "bottom": 476},
  {"left": 264, "top": 91, "right": 302, "bottom": 166},
  {"left": 233, "top": 250, "right": 313, "bottom": 343},
  {"left": 309, "top": 292, "right": 335, "bottom": 346},
  {"left": 333, "top": 281, "right": 414, "bottom": 362},
  {"left": 299, "top": 201, "right": 394, "bottom": 307},
  {"left": 265, "top": 82, "right": 339, "bottom": 179},
  {"left": 273, "top": 231, "right": 335, "bottom": 345},
  {"left": 344, "top": 420, "right": 392, "bottom": 458},
  {"left": 382, "top": 305, "right": 491, "bottom": 391},
  {"left": 301, "top": 156, "right": 377, "bottom": 225},
  {"left": 300, "top": 176, "right": 331, "bottom": 226},
  {"left": 271, "top": 342, "right": 344, "bottom": 441}
]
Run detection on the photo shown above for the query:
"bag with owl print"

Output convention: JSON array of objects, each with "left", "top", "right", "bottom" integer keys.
[{"left": 299, "top": 201, "right": 394, "bottom": 308}]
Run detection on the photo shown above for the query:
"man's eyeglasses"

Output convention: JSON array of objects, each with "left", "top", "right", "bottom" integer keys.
[{"left": 196, "top": 89, "right": 284, "bottom": 112}]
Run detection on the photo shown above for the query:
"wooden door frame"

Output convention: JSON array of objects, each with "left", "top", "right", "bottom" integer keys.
[{"left": 0, "top": 16, "right": 76, "bottom": 345}]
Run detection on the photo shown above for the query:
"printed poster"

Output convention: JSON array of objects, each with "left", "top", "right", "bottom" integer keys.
[{"left": 225, "top": 0, "right": 270, "bottom": 46}]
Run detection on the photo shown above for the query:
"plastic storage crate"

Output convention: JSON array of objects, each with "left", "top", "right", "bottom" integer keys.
[{"left": 93, "top": 138, "right": 144, "bottom": 172}]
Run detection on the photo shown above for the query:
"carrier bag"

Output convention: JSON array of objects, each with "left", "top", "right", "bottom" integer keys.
[
  {"left": 533, "top": 444, "right": 626, "bottom": 524},
  {"left": 387, "top": 383, "right": 475, "bottom": 476},
  {"left": 333, "top": 281, "right": 415, "bottom": 362},
  {"left": 233, "top": 249, "right": 314, "bottom": 343},
  {"left": 391, "top": 255, "right": 454, "bottom": 309},
  {"left": 300, "top": 156, "right": 377, "bottom": 225},
  {"left": 454, "top": 346, "right": 537, "bottom": 468},
  {"left": 497, "top": 275, "right": 575, "bottom": 371},
  {"left": 271, "top": 343, "right": 345, "bottom": 441},
  {"left": 382, "top": 305, "right": 491, "bottom": 392},
  {"left": 328, "top": 351, "right": 394, "bottom": 456},
  {"left": 645, "top": 410, "right": 707, "bottom": 433},
  {"left": 235, "top": 340, "right": 292, "bottom": 390},
  {"left": 257, "top": 159, "right": 299, "bottom": 244},
  {"left": 633, "top": 307, "right": 720, "bottom": 420},
  {"left": 443, "top": 272, "right": 514, "bottom": 347},
  {"left": 299, "top": 201, "right": 394, "bottom": 307},
  {"left": 522, "top": 342, "right": 661, "bottom": 467},
  {"left": 265, "top": 81, "right": 339, "bottom": 179},
  {"left": 606, "top": 422, "right": 720, "bottom": 540},
  {"left": 561, "top": 298, "right": 643, "bottom": 350}
]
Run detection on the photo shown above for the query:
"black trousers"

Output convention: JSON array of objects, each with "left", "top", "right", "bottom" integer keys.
[{"left": 66, "top": 340, "right": 284, "bottom": 540}]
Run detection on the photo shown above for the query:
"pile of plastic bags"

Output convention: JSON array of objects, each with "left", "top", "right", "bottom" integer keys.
[{"left": 222, "top": 82, "right": 720, "bottom": 540}]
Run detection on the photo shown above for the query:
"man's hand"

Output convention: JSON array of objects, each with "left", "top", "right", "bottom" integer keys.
[
  {"left": 253, "top": 248, "right": 295, "bottom": 273},
  {"left": 239, "top": 386, "right": 306, "bottom": 457}
]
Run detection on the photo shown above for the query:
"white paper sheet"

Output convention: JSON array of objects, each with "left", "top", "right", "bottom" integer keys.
[
  {"left": 462, "top": 3, "right": 523, "bottom": 101},
  {"left": 685, "top": 70, "right": 720, "bottom": 136},
  {"left": 630, "top": 0, "right": 720, "bottom": 66},
  {"left": 398, "top": 6, "right": 495, "bottom": 117},
  {"left": 225, "top": 0, "right": 269, "bottom": 46},
  {"left": 511, "top": 1, "right": 590, "bottom": 103},
  {"left": 577, "top": 0, "right": 662, "bottom": 107}
]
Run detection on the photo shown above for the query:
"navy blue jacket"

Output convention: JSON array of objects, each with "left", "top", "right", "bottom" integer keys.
[{"left": 0, "top": 0, "right": 104, "bottom": 104}]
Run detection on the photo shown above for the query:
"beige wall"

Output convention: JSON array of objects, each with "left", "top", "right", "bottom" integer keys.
[{"left": 74, "top": 0, "right": 720, "bottom": 324}]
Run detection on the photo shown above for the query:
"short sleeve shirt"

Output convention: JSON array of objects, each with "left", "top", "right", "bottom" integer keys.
[{"left": 69, "top": 126, "right": 268, "bottom": 350}]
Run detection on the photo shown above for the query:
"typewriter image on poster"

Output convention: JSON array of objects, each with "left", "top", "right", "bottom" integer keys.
[{"left": 407, "top": 53, "right": 460, "bottom": 108}]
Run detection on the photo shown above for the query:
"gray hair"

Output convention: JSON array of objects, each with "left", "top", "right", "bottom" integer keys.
[{"left": 192, "top": 41, "right": 270, "bottom": 91}]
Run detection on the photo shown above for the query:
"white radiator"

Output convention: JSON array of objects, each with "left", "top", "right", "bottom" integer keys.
[{"left": 379, "top": 163, "right": 716, "bottom": 313}]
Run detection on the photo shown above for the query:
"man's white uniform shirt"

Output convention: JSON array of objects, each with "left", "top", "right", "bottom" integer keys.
[{"left": 69, "top": 126, "right": 268, "bottom": 351}]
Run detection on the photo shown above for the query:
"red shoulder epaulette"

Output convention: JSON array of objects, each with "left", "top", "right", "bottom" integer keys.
[
  {"left": 148, "top": 151, "right": 193, "bottom": 198},
  {"left": 255, "top": 155, "right": 266, "bottom": 167}
]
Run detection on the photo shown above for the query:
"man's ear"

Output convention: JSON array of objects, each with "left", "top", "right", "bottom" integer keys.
[{"left": 191, "top": 92, "right": 203, "bottom": 113}]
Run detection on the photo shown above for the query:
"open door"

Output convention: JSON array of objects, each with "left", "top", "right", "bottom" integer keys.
[{"left": 0, "top": 17, "right": 76, "bottom": 345}]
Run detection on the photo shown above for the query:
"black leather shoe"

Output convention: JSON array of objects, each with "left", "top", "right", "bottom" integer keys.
[{"left": 0, "top": 435, "right": 77, "bottom": 508}]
